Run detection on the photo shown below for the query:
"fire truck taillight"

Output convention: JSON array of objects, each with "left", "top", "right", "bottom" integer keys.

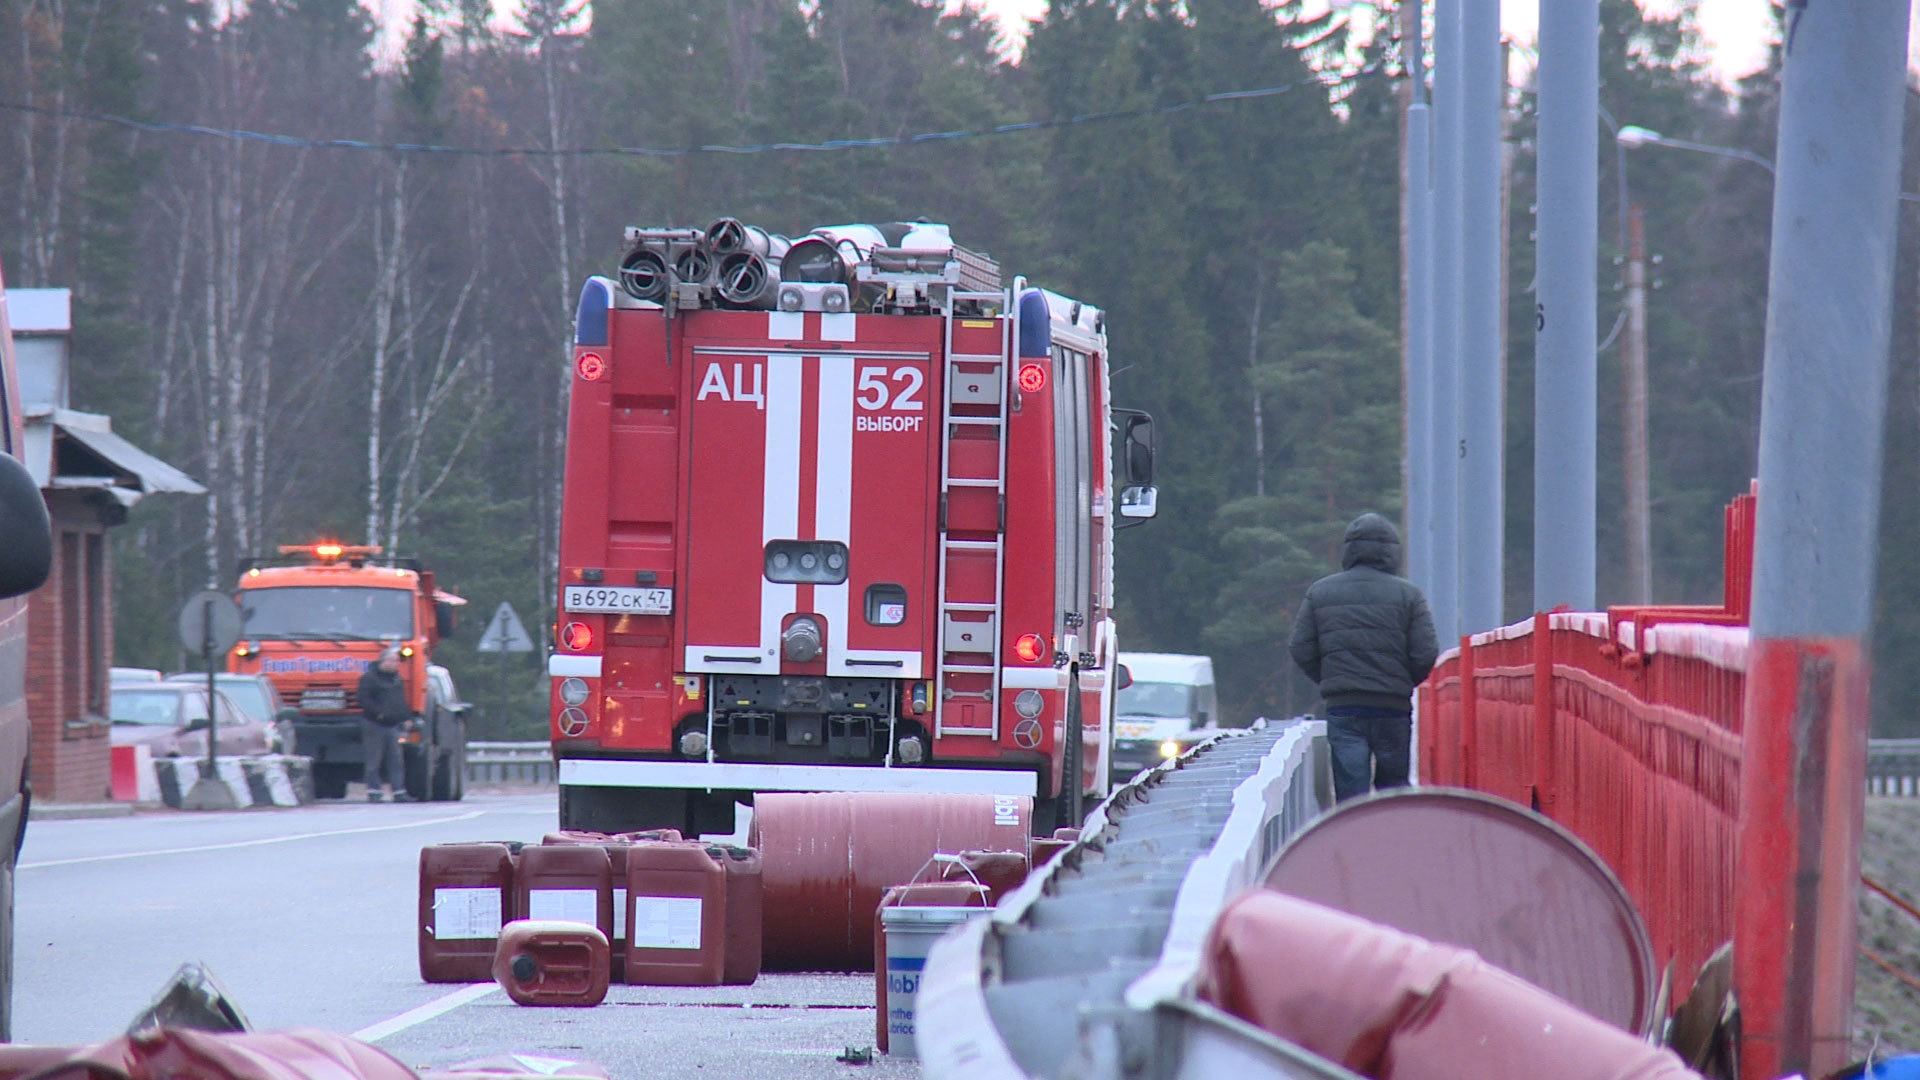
[
  {"left": 559, "top": 677, "right": 591, "bottom": 706},
  {"left": 576, "top": 352, "right": 607, "bottom": 382},
  {"left": 560, "top": 622, "right": 594, "bottom": 651},
  {"left": 1013, "top": 633, "right": 1048, "bottom": 664},
  {"left": 1017, "top": 363, "right": 1047, "bottom": 393},
  {"left": 1014, "top": 690, "right": 1044, "bottom": 719}
]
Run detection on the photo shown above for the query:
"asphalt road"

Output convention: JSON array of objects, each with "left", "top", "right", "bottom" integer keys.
[{"left": 15, "top": 792, "right": 919, "bottom": 1078}]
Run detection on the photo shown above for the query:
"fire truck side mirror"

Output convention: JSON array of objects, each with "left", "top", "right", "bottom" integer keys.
[
  {"left": 1116, "top": 664, "right": 1134, "bottom": 690},
  {"left": 435, "top": 602, "right": 457, "bottom": 640},
  {"left": 1119, "top": 485, "right": 1159, "bottom": 521},
  {"left": 0, "top": 452, "right": 52, "bottom": 599},
  {"left": 1121, "top": 414, "right": 1155, "bottom": 487}
]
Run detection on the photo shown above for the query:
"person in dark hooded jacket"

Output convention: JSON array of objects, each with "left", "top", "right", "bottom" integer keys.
[{"left": 1288, "top": 513, "right": 1439, "bottom": 801}]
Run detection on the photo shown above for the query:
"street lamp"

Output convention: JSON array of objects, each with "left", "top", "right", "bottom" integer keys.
[
  {"left": 1617, "top": 124, "right": 1920, "bottom": 201},
  {"left": 1615, "top": 125, "right": 1778, "bottom": 174}
]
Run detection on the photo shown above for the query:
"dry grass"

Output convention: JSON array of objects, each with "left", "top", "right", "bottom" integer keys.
[{"left": 1854, "top": 798, "right": 1920, "bottom": 1057}]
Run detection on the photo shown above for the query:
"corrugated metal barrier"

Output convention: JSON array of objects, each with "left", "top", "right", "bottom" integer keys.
[
  {"left": 464, "top": 742, "right": 554, "bottom": 785},
  {"left": 916, "top": 718, "right": 1346, "bottom": 1080},
  {"left": 1869, "top": 738, "right": 1920, "bottom": 797}
]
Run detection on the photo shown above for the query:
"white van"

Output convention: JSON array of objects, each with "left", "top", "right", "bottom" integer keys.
[{"left": 1110, "top": 652, "right": 1220, "bottom": 785}]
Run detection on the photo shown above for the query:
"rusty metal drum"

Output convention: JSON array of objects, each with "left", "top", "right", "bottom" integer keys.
[
  {"left": 1263, "top": 787, "right": 1658, "bottom": 1037},
  {"left": 750, "top": 792, "right": 1031, "bottom": 971}
]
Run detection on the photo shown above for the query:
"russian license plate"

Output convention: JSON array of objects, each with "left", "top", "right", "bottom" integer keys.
[
  {"left": 301, "top": 689, "right": 347, "bottom": 711},
  {"left": 563, "top": 585, "right": 674, "bottom": 615},
  {"left": 1115, "top": 720, "right": 1155, "bottom": 740}
]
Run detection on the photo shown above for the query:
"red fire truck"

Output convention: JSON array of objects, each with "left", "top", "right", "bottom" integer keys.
[{"left": 551, "top": 220, "right": 1158, "bottom": 836}]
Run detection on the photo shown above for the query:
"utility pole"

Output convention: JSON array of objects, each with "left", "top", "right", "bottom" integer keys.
[
  {"left": 1621, "top": 206, "right": 1652, "bottom": 604},
  {"left": 1456, "top": 0, "right": 1503, "bottom": 633},
  {"left": 1428, "top": 0, "right": 1462, "bottom": 643},
  {"left": 1404, "top": 0, "right": 1433, "bottom": 594},
  {"left": 1733, "top": 3, "right": 1910, "bottom": 1078},
  {"left": 1531, "top": 0, "right": 1599, "bottom": 613}
]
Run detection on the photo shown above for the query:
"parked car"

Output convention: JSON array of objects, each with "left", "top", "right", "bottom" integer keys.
[
  {"left": 1109, "top": 652, "right": 1222, "bottom": 786},
  {"left": 165, "top": 672, "right": 298, "bottom": 754},
  {"left": 110, "top": 667, "right": 164, "bottom": 684},
  {"left": 109, "top": 683, "right": 281, "bottom": 758},
  {"left": 426, "top": 665, "right": 472, "bottom": 721}
]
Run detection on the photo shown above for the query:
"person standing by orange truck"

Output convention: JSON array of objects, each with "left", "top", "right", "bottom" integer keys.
[{"left": 356, "top": 646, "right": 410, "bottom": 802}]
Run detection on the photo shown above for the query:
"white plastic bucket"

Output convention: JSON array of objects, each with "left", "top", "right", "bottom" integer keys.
[{"left": 880, "top": 905, "right": 982, "bottom": 1058}]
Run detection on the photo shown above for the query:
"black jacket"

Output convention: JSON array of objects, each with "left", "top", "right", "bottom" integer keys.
[
  {"left": 1288, "top": 513, "right": 1440, "bottom": 712},
  {"left": 357, "top": 667, "right": 409, "bottom": 727}
]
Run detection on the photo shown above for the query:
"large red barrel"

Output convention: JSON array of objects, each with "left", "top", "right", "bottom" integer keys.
[
  {"left": 750, "top": 792, "right": 1031, "bottom": 971},
  {"left": 514, "top": 844, "right": 614, "bottom": 950},
  {"left": 418, "top": 843, "right": 516, "bottom": 983},
  {"left": 492, "top": 920, "right": 611, "bottom": 1007},
  {"left": 710, "top": 845, "right": 764, "bottom": 985},
  {"left": 624, "top": 841, "right": 729, "bottom": 985},
  {"left": 871, "top": 882, "right": 991, "bottom": 1053}
]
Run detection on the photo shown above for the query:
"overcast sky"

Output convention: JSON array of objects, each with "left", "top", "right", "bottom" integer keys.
[{"left": 966, "top": 1, "right": 1920, "bottom": 86}]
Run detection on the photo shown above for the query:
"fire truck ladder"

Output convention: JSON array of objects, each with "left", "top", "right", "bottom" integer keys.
[{"left": 933, "top": 283, "right": 1018, "bottom": 739}]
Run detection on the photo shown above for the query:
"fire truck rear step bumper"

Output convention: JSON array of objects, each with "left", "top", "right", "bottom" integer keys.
[{"left": 556, "top": 759, "right": 1037, "bottom": 797}]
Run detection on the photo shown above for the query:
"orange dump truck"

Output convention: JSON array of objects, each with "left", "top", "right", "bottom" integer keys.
[{"left": 227, "top": 543, "right": 468, "bottom": 800}]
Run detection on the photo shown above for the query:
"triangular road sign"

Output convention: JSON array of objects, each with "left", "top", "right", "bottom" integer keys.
[{"left": 477, "top": 601, "right": 535, "bottom": 653}]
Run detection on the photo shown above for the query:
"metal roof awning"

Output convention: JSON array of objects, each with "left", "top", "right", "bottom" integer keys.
[{"left": 23, "top": 406, "right": 204, "bottom": 505}]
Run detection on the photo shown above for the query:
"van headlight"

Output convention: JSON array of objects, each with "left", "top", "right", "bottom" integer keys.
[{"left": 1159, "top": 739, "right": 1181, "bottom": 759}]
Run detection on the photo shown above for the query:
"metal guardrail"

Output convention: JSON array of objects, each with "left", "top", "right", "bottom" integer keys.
[
  {"left": 1868, "top": 737, "right": 1920, "bottom": 797},
  {"left": 918, "top": 718, "right": 1343, "bottom": 1080},
  {"left": 464, "top": 741, "right": 554, "bottom": 785}
]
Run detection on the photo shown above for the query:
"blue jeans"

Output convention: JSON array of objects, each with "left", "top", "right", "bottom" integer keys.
[{"left": 1325, "top": 708, "right": 1412, "bottom": 803}]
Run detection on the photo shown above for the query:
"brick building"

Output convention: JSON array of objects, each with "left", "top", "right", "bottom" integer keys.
[{"left": 9, "top": 289, "right": 202, "bottom": 802}]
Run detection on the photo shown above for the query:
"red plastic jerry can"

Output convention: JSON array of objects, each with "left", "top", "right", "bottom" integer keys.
[
  {"left": 937, "top": 850, "right": 1032, "bottom": 906},
  {"left": 1030, "top": 836, "right": 1073, "bottom": 869},
  {"left": 710, "top": 845, "right": 764, "bottom": 985},
  {"left": 419, "top": 843, "right": 516, "bottom": 983},
  {"left": 514, "top": 844, "right": 614, "bottom": 948},
  {"left": 624, "top": 842, "right": 728, "bottom": 986},
  {"left": 493, "top": 921, "right": 610, "bottom": 1006}
]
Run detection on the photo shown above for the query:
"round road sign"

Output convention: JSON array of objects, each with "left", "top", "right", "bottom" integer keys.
[{"left": 177, "top": 590, "right": 244, "bottom": 656}]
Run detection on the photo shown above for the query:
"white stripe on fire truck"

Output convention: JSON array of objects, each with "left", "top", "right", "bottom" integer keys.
[
  {"left": 760, "top": 354, "right": 804, "bottom": 672},
  {"left": 1001, "top": 666, "right": 1063, "bottom": 690},
  {"left": 819, "top": 312, "right": 856, "bottom": 342},
  {"left": 768, "top": 311, "right": 804, "bottom": 340},
  {"left": 815, "top": 355, "right": 855, "bottom": 672},
  {"left": 548, "top": 654, "right": 603, "bottom": 678}
]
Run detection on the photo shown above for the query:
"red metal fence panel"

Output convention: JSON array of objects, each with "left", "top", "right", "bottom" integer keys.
[{"left": 1418, "top": 488, "right": 1757, "bottom": 1040}]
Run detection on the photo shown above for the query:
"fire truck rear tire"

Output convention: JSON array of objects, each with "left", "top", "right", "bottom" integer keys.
[{"left": 1047, "top": 675, "right": 1086, "bottom": 833}]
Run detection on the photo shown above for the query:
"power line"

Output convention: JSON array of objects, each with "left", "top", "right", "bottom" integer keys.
[{"left": 0, "top": 66, "right": 1378, "bottom": 159}]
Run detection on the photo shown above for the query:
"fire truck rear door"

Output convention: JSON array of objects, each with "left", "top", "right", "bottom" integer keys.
[{"left": 681, "top": 314, "right": 936, "bottom": 678}]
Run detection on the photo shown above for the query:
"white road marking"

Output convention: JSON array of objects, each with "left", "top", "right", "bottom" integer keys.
[
  {"left": 351, "top": 983, "right": 498, "bottom": 1043},
  {"left": 19, "top": 810, "right": 486, "bottom": 869}
]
